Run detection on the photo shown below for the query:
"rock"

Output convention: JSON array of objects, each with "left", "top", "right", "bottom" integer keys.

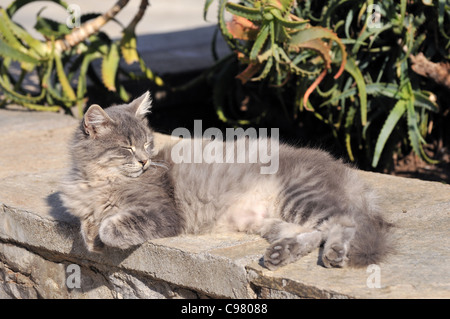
[{"left": 0, "top": 107, "right": 449, "bottom": 299}]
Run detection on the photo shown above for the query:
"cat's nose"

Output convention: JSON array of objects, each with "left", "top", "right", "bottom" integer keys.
[{"left": 139, "top": 159, "right": 148, "bottom": 167}]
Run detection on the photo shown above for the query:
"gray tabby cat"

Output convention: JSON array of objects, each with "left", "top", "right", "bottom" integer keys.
[{"left": 61, "top": 91, "right": 393, "bottom": 269}]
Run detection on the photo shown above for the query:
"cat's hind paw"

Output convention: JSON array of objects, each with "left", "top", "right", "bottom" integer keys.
[
  {"left": 322, "top": 244, "right": 348, "bottom": 268},
  {"left": 263, "top": 237, "right": 300, "bottom": 270},
  {"left": 263, "top": 231, "right": 322, "bottom": 270}
]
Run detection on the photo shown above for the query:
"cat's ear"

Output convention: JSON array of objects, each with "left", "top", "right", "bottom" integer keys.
[
  {"left": 130, "top": 91, "right": 152, "bottom": 119},
  {"left": 83, "top": 104, "right": 114, "bottom": 138}
]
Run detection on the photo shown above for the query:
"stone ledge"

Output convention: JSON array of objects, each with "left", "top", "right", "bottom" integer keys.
[{"left": 0, "top": 108, "right": 449, "bottom": 299}]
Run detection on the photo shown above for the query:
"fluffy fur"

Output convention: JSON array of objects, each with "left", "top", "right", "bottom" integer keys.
[{"left": 61, "top": 92, "right": 393, "bottom": 269}]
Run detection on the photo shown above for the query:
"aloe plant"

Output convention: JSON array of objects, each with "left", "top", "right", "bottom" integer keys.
[
  {"left": 209, "top": 0, "right": 347, "bottom": 106},
  {"left": 313, "top": 0, "right": 446, "bottom": 168},
  {"left": 0, "top": 0, "right": 163, "bottom": 117},
  {"left": 204, "top": 0, "right": 449, "bottom": 170}
]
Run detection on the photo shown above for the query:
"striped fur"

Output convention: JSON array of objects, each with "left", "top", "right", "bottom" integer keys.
[{"left": 61, "top": 92, "right": 393, "bottom": 269}]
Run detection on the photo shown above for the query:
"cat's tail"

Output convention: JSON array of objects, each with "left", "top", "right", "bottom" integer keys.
[{"left": 348, "top": 212, "right": 394, "bottom": 268}]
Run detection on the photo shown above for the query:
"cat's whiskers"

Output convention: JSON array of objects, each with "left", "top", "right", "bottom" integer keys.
[{"left": 149, "top": 160, "right": 169, "bottom": 170}]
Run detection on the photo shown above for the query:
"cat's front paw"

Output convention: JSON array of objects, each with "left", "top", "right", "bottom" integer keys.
[
  {"left": 322, "top": 244, "right": 348, "bottom": 268},
  {"left": 99, "top": 213, "right": 145, "bottom": 250},
  {"left": 80, "top": 219, "right": 104, "bottom": 253},
  {"left": 263, "top": 238, "right": 300, "bottom": 270},
  {"left": 84, "top": 234, "right": 105, "bottom": 253}
]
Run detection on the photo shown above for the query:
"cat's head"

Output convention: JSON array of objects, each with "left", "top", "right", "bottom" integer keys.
[{"left": 73, "top": 91, "right": 156, "bottom": 178}]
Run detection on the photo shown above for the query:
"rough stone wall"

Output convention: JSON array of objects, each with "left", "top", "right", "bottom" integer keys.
[
  {"left": 1, "top": 109, "right": 449, "bottom": 299},
  {"left": 0, "top": 240, "right": 206, "bottom": 299}
]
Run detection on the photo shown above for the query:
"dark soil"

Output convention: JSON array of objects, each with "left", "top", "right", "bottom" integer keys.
[{"left": 392, "top": 149, "right": 450, "bottom": 184}]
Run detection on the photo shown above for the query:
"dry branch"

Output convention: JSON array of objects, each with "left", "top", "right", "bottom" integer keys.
[
  {"left": 126, "top": 0, "right": 149, "bottom": 30},
  {"left": 53, "top": 0, "right": 130, "bottom": 53},
  {"left": 410, "top": 53, "right": 450, "bottom": 89}
]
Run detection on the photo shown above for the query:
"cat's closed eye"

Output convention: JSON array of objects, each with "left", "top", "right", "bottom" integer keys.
[{"left": 121, "top": 146, "right": 136, "bottom": 154}]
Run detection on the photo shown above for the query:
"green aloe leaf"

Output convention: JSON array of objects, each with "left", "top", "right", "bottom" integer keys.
[
  {"left": 406, "top": 98, "right": 439, "bottom": 164},
  {"left": 217, "top": 0, "right": 247, "bottom": 53},
  {"left": 0, "top": 10, "right": 23, "bottom": 48},
  {"left": 277, "top": 46, "right": 319, "bottom": 76},
  {"left": 322, "top": 83, "right": 438, "bottom": 112},
  {"left": 0, "top": 37, "right": 39, "bottom": 66},
  {"left": 271, "top": 9, "right": 308, "bottom": 29},
  {"left": 372, "top": 99, "right": 407, "bottom": 168},
  {"left": 225, "top": 2, "right": 262, "bottom": 21},
  {"left": 277, "top": 0, "right": 296, "bottom": 12},
  {"left": 77, "top": 52, "right": 101, "bottom": 99},
  {"left": 138, "top": 54, "right": 164, "bottom": 86},
  {"left": 413, "top": 91, "right": 439, "bottom": 112},
  {"left": 250, "top": 23, "right": 270, "bottom": 61},
  {"left": 101, "top": 42, "right": 120, "bottom": 91},
  {"left": 251, "top": 55, "right": 274, "bottom": 81},
  {"left": 118, "top": 84, "right": 130, "bottom": 102},
  {"left": 0, "top": 8, "right": 46, "bottom": 59},
  {"left": 289, "top": 26, "right": 347, "bottom": 78},
  {"left": 344, "top": 106, "right": 357, "bottom": 162},
  {"left": 54, "top": 53, "right": 76, "bottom": 102},
  {"left": 76, "top": 51, "right": 102, "bottom": 117},
  {"left": 43, "top": 48, "right": 73, "bottom": 105},
  {"left": 21, "top": 102, "right": 61, "bottom": 112},
  {"left": 7, "top": 0, "right": 69, "bottom": 17},
  {"left": 35, "top": 10, "right": 71, "bottom": 37},
  {"left": 120, "top": 29, "right": 139, "bottom": 65},
  {"left": 344, "top": 57, "right": 367, "bottom": 126},
  {"left": 291, "top": 38, "right": 333, "bottom": 68},
  {"left": 438, "top": 0, "right": 450, "bottom": 39},
  {"left": 0, "top": 71, "right": 44, "bottom": 103},
  {"left": 203, "top": 0, "right": 215, "bottom": 20}
]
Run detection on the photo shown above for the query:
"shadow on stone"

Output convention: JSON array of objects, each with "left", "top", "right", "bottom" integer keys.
[
  {"left": 47, "top": 191, "right": 78, "bottom": 225},
  {"left": 317, "top": 246, "right": 326, "bottom": 267},
  {"left": 46, "top": 192, "right": 139, "bottom": 272}
]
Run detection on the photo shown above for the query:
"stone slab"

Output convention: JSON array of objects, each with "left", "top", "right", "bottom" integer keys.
[{"left": 0, "top": 107, "right": 449, "bottom": 298}]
